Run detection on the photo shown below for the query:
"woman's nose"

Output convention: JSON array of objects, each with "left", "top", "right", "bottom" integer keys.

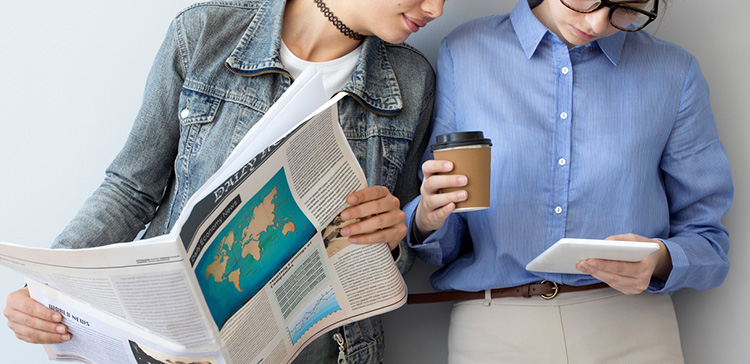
[
  {"left": 586, "top": 7, "right": 611, "bottom": 34},
  {"left": 422, "top": 0, "right": 445, "bottom": 21}
]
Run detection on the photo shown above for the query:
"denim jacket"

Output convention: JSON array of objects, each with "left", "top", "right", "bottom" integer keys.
[{"left": 51, "top": 0, "right": 434, "bottom": 362}]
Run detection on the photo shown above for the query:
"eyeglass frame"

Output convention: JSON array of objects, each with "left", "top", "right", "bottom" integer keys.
[{"left": 559, "top": 0, "right": 659, "bottom": 32}]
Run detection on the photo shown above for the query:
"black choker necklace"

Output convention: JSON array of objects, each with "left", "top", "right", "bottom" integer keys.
[{"left": 313, "top": 0, "right": 364, "bottom": 41}]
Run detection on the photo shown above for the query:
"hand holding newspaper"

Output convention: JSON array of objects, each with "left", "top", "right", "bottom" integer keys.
[{"left": 0, "top": 67, "right": 408, "bottom": 364}]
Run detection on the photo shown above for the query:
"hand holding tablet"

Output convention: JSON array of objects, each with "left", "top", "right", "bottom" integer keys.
[{"left": 525, "top": 238, "right": 660, "bottom": 275}]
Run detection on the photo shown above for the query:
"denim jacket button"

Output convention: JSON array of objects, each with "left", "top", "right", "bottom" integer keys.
[{"left": 180, "top": 108, "right": 190, "bottom": 118}]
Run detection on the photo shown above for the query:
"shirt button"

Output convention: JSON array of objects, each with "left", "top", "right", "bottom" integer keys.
[
  {"left": 555, "top": 206, "right": 563, "bottom": 214},
  {"left": 181, "top": 108, "right": 190, "bottom": 118},
  {"left": 558, "top": 158, "right": 566, "bottom": 166},
  {"left": 561, "top": 67, "right": 569, "bottom": 74},
  {"left": 560, "top": 112, "right": 568, "bottom": 120}
]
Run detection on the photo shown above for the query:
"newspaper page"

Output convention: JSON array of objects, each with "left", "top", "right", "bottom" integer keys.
[
  {"left": 179, "top": 94, "right": 407, "bottom": 364},
  {"left": 27, "top": 278, "right": 227, "bottom": 364},
  {"left": 0, "top": 235, "right": 217, "bottom": 350},
  {"left": 0, "top": 68, "right": 407, "bottom": 364}
]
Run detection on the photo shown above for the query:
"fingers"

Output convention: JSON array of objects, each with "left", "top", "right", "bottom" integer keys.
[
  {"left": 602, "top": 233, "right": 672, "bottom": 280},
  {"left": 577, "top": 259, "right": 651, "bottom": 295},
  {"left": 342, "top": 209, "right": 406, "bottom": 244},
  {"left": 337, "top": 159, "right": 466, "bottom": 248},
  {"left": 420, "top": 160, "right": 467, "bottom": 197},
  {"left": 341, "top": 186, "right": 397, "bottom": 221},
  {"left": 604, "top": 233, "right": 654, "bottom": 243},
  {"left": 338, "top": 186, "right": 406, "bottom": 250},
  {"left": 420, "top": 176, "right": 467, "bottom": 209},
  {"left": 11, "top": 316, "right": 72, "bottom": 344},
  {"left": 422, "top": 159, "right": 455, "bottom": 178},
  {"left": 4, "top": 287, "right": 71, "bottom": 344},
  {"left": 413, "top": 160, "right": 468, "bottom": 235}
]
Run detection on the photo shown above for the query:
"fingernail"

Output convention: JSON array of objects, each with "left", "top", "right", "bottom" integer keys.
[
  {"left": 458, "top": 176, "right": 467, "bottom": 185},
  {"left": 56, "top": 325, "right": 67, "bottom": 334},
  {"left": 52, "top": 313, "right": 62, "bottom": 321},
  {"left": 347, "top": 195, "right": 358, "bottom": 205},
  {"left": 443, "top": 162, "right": 452, "bottom": 170},
  {"left": 458, "top": 191, "right": 467, "bottom": 200},
  {"left": 341, "top": 227, "right": 350, "bottom": 236},
  {"left": 349, "top": 237, "right": 358, "bottom": 243},
  {"left": 341, "top": 211, "right": 350, "bottom": 220},
  {"left": 62, "top": 334, "right": 71, "bottom": 341}
]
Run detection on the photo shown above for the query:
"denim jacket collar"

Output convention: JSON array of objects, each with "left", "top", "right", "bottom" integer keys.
[{"left": 225, "top": 0, "right": 403, "bottom": 115}]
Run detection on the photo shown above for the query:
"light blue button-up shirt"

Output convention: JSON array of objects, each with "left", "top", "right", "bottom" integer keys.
[{"left": 405, "top": 0, "right": 733, "bottom": 294}]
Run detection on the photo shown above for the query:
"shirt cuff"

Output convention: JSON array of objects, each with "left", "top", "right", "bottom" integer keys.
[{"left": 648, "top": 237, "right": 689, "bottom": 293}]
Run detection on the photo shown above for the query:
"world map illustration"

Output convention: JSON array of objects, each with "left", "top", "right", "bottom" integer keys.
[{"left": 195, "top": 168, "right": 315, "bottom": 329}]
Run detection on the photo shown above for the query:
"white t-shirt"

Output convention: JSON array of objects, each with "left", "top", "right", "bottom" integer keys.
[{"left": 280, "top": 40, "right": 362, "bottom": 97}]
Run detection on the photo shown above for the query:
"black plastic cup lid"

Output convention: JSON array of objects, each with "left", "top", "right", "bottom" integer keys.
[{"left": 431, "top": 131, "right": 492, "bottom": 152}]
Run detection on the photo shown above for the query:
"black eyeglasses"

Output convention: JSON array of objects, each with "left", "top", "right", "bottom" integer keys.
[{"left": 560, "top": 0, "right": 659, "bottom": 31}]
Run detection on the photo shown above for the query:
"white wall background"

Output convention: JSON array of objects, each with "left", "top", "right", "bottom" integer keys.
[{"left": 0, "top": 1, "right": 747, "bottom": 363}]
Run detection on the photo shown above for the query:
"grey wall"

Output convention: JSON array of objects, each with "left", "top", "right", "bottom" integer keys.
[{"left": 1, "top": 1, "right": 747, "bottom": 363}]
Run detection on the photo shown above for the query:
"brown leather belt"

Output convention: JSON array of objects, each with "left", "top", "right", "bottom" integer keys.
[{"left": 407, "top": 281, "right": 610, "bottom": 304}]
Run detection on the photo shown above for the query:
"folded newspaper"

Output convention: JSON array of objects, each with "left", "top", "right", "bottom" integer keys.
[{"left": 0, "top": 67, "right": 407, "bottom": 364}]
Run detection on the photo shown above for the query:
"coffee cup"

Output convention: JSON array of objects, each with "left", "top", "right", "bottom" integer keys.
[{"left": 431, "top": 131, "right": 492, "bottom": 212}]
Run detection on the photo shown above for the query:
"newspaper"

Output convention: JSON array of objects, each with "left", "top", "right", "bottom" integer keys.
[{"left": 0, "top": 67, "right": 407, "bottom": 364}]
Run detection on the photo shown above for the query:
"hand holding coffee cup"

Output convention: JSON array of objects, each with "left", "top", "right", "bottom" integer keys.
[
  {"left": 430, "top": 131, "right": 492, "bottom": 212},
  {"left": 414, "top": 131, "right": 492, "bottom": 240}
]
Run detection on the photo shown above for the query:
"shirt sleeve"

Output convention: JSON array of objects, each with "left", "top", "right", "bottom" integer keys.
[
  {"left": 404, "top": 39, "right": 473, "bottom": 267},
  {"left": 51, "top": 19, "right": 186, "bottom": 249},
  {"left": 405, "top": 196, "right": 472, "bottom": 266},
  {"left": 652, "top": 55, "right": 733, "bottom": 293}
]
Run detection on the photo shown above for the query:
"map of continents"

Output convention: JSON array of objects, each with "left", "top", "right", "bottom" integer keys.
[{"left": 195, "top": 168, "right": 315, "bottom": 330}]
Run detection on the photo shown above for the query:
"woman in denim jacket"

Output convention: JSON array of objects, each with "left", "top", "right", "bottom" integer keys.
[{"left": 4, "top": 0, "right": 444, "bottom": 362}]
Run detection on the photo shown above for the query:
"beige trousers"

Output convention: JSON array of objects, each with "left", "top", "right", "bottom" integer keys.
[{"left": 448, "top": 288, "right": 684, "bottom": 364}]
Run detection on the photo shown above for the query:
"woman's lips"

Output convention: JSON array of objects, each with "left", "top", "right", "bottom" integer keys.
[
  {"left": 403, "top": 15, "right": 426, "bottom": 33},
  {"left": 571, "top": 26, "right": 596, "bottom": 40}
]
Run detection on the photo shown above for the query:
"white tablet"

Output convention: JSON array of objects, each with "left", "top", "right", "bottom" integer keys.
[{"left": 525, "top": 238, "right": 660, "bottom": 275}]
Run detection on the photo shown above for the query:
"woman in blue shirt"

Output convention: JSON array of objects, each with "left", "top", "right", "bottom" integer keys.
[
  {"left": 3, "top": 0, "right": 444, "bottom": 363},
  {"left": 406, "top": 0, "right": 732, "bottom": 362}
]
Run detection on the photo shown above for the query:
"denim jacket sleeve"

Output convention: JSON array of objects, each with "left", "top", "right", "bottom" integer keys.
[
  {"left": 390, "top": 54, "right": 435, "bottom": 276},
  {"left": 51, "top": 20, "right": 185, "bottom": 249}
]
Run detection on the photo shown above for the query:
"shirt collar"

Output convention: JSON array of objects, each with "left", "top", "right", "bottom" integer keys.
[
  {"left": 595, "top": 31, "right": 625, "bottom": 66},
  {"left": 510, "top": 0, "right": 625, "bottom": 66},
  {"left": 224, "top": 0, "right": 403, "bottom": 114}
]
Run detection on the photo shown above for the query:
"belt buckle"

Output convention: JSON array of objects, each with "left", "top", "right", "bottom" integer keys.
[{"left": 540, "top": 280, "right": 559, "bottom": 300}]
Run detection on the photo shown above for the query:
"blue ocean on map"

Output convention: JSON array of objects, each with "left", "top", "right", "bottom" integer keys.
[{"left": 195, "top": 168, "right": 315, "bottom": 330}]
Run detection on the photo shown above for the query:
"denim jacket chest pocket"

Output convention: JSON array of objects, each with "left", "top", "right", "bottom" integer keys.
[
  {"left": 341, "top": 105, "right": 414, "bottom": 193},
  {"left": 172, "top": 88, "right": 223, "bottom": 217},
  {"left": 179, "top": 88, "right": 221, "bottom": 125},
  {"left": 174, "top": 87, "right": 252, "bottom": 212}
]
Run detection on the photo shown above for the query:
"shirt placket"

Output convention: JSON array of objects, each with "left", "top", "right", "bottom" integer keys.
[{"left": 545, "top": 42, "right": 576, "bottom": 277}]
